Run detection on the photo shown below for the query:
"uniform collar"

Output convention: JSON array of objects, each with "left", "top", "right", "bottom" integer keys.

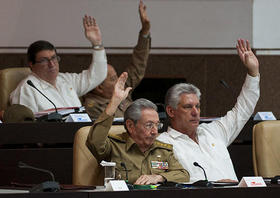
[
  {"left": 125, "top": 134, "right": 136, "bottom": 151},
  {"left": 125, "top": 135, "right": 161, "bottom": 154}
]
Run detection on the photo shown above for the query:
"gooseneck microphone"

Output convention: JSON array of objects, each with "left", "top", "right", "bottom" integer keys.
[
  {"left": 18, "top": 161, "right": 60, "bottom": 192},
  {"left": 193, "top": 162, "right": 208, "bottom": 181},
  {"left": 219, "top": 79, "right": 230, "bottom": 89},
  {"left": 27, "top": 80, "right": 62, "bottom": 122},
  {"left": 27, "top": 80, "right": 58, "bottom": 113},
  {"left": 219, "top": 79, "right": 236, "bottom": 98},
  {"left": 18, "top": 161, "right": 55, "bottom": 181},
  {"left": 120, "top": 162, "right": 129, "bottom": 182},
  {"left": 120, "top": 162, "right": 134, "bottom": 190},
  {"left": 192, "top": 162, "right": 213, "bottom": 187}
]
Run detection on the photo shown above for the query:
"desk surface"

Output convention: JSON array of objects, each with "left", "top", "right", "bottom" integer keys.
[{"left": 0, "top": 186, "right": 279, "bottom": 198}]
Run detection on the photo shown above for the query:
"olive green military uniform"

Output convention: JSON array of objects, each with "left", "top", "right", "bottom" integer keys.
[
  {"left": 86, "top": 112, "right": 190, "bottom": 184},
  {"left": 83, "top": 32, "right": 151, "bottom": 119}
]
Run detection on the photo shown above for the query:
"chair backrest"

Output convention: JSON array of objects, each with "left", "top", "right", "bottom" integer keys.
[
  {"left": 252, "top": 121, "right": 280, "bottom": 177},
  {"left": 0, "top": 67, "right": 31, "bottom": 110},
  {"left": 72, "top": 125, "right": 125, "bottom": 186}
]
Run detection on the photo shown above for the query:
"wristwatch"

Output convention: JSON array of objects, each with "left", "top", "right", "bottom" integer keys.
[{"left": 93, "top": 44, "right": 104, "bottom": 50}]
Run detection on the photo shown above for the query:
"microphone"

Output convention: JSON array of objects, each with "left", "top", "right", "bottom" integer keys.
[
  {"left": 120, "top": 162, "right": 134, "bottom": 190},
  {"left": 27, "top": 80, "right": 62, "bottom": 122},
  {"left": 18, "top": 161, "right": 60, "bottom": 192},
  {"left": 192, "top": 162, "right": 213, "bottom": 187},
  {"left": 18, "top": 161, "right": 55, "bottom": 181},
  {"left": 219, "top": 79, "right": 230, "bottom": 89},
  {"left": 219, "top": 79, "right": 236, "bottom": 98},
  {"left": 120, "top": 162, "right": 128, "bottom": 183},
  {"left": 193, "top": 162, "right": 208, "bottom": 181}
]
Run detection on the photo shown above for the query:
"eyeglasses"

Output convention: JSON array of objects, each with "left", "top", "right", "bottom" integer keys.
[
  {"left": 35, "top": 55, "right": 61, "bottom": 66},
  {"left": 143, "top": 122, "right": 163, "bottom": 130}
]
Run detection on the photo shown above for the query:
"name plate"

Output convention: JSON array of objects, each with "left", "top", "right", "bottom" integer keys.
[
  {"left": 106, "top": 180, "right": 129, "bottom": 191},
  {"left": 238, "top": 177, "right": 266, "bottom": 187},
  {"left": 254, "top": 112, "right": 276, "bottom": 121},
  {"left": 65, "top": 113, "right": 91, "bottom": 122}
]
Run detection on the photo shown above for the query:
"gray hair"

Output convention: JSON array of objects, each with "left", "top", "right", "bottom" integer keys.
[
  {"left": 124, "top": 98, "right": 158, "bottom": 128},
  {"left": 165, "top": 83, "right": 201, "bottom": 109}
]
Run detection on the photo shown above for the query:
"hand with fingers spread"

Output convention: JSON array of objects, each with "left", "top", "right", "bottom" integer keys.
[
  {"left": 236, "top": 39, "right": 259, "bottom": 77},
  {"left": 134, "top": 174, "right": 165, "bottom": 185},
  {"left": 83, "top": 15, "right": 102, "bottom": 46},
  {"left": 139, "top": 0, "right": 150, "bottom": 35},
  {"left": 105, "top": 72, "right": 132, "bottom": 116}
]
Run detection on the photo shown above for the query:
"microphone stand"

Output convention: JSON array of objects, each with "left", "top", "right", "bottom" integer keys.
[
  {"left": 27, "top": 80, "right": 62, "bottom": 122},
  {"left": 18, "top": 161, "right": 60, "bottom": 192},
  {"left": 120, "top": 162, "right": 133, "bottom": 190},
  {"left": 192, "top": 162, "right": 213, "bottom": 187}
]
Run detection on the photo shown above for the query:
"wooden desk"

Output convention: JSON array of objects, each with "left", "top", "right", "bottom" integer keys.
[
  {"left": 0, "top": 120, "right": 257, "bottom": 185},
  {"left": 0, "top": 185, "right": 279, "bottom": 198}
]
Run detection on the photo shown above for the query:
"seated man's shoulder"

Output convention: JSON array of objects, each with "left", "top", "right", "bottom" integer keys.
[
  {"left": 84, "top": 93, "right": 108, "bottom": 107},
  {"left": 157, "top": 132, "right": 173, "bottom": 144},
  {"left": 11, "top": 74, "right": 33, "bottom": 94},
  {"left": 108, "top": 132, "right": 128, "bottom": 143},
  {"left": 154, "top": 140, "right": 173, "bottom": 151}
]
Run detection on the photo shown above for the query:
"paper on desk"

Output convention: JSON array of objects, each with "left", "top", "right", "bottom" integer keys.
[
  {"left": 113, "top": 117, "right": 124, "bottom": 122},
  {"left": 0, "top": 189, "right": 29, "bottom": 194},
  {"left": 34, "top": 106, "right": 85, "bottom": 117},
  {"left": 100, "top": 160, "right": 116, "bottom": 167}
]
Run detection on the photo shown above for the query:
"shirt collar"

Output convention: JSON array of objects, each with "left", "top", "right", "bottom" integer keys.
[
  {"left": 167, "top": 126, "right": 200, "bottom": 142},
  {"left": 31, "top": 72, "right": 56, "bottom": 90},
  {"left": 167, "top": 126, "right": 187, "bottom": 139}
]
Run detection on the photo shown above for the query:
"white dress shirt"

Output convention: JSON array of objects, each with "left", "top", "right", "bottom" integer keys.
[
  {"left": 10, "top": 50, "right": 107, "bottom": 113},
  {"left": 157, "top": 74, "right": 260, "bottom": 182}
]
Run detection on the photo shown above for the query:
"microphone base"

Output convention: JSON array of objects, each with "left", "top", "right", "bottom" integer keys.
[
  {"left": 30, "top": 181, "right": 60, "bottom": 192},
  {"left": 192, "top": 180, "right": 213, "bottom": 187},
  {"left": 37, "top": 112, "right": 62, "bottom": 122}
]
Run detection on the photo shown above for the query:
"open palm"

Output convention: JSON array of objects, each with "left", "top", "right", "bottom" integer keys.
[{"left": 83, "top": 15, "right": 102, "bottom": 45}]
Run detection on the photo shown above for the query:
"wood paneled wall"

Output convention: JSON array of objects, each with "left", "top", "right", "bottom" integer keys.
[{"left": 0, "top": 53, "right": 279, "bottom": 118}]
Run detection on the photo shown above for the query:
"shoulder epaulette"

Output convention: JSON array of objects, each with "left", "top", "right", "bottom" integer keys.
[
  {"left": 108, "top": 132, "right": 127, "bottom": 143},
  {"left": 154, "top": 140, "right": 173, "bottom": 150}
]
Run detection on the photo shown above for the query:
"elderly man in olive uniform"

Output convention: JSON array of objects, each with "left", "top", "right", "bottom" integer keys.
[
  {"left": 83, "top": 0, "right": 151, "bottom": 119},
  {"left": 86, "top": 72, "right": 189, "bottom": 185}
]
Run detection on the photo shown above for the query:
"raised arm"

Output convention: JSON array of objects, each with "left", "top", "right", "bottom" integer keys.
[
  {"left": 71, "top": 16, "right": 107, "bottom": 96},
  {"left": 125, "top": 0, "right": 151, "bottom": 89},
  {"left": 237, "top": 39, "right": 259, "bottom": 77},
  {"left": 86, "top": 73, "right": 131, "bottom": 161}
]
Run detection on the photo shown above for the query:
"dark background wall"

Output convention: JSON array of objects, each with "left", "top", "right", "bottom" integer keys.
[{"left": 0, "top": 53, "right": 279, "bottom": 118}]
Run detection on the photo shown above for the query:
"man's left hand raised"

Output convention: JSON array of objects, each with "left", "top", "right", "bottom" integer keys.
[
  {"left": 139, "top": 0, "right": 150, "bottom": 35},
  {"left": 236, "top": 39, "right": 259, "bottom": 77},
  {"left": 83, "top": 15, "right": 103, "bottom": 46},
  {"left": 105, "top": 72, "right": 132, "bottom": 116}
]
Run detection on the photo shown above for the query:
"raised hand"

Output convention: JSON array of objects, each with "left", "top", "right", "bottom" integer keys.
[
  {"left": 105, "top": 72, "right": 132, "bottom": 116},
  {"left": 236, "top": 39, "right": 259, "bottom": 77},
  {"left": 83, "top": 15, "right": 102, "bottom": 46},
  {"left": 139, "top": 0, "right": 150, "bottom": 35},
  {"left": 113, "top": 72, "right": 132, "bottom": 103}
]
